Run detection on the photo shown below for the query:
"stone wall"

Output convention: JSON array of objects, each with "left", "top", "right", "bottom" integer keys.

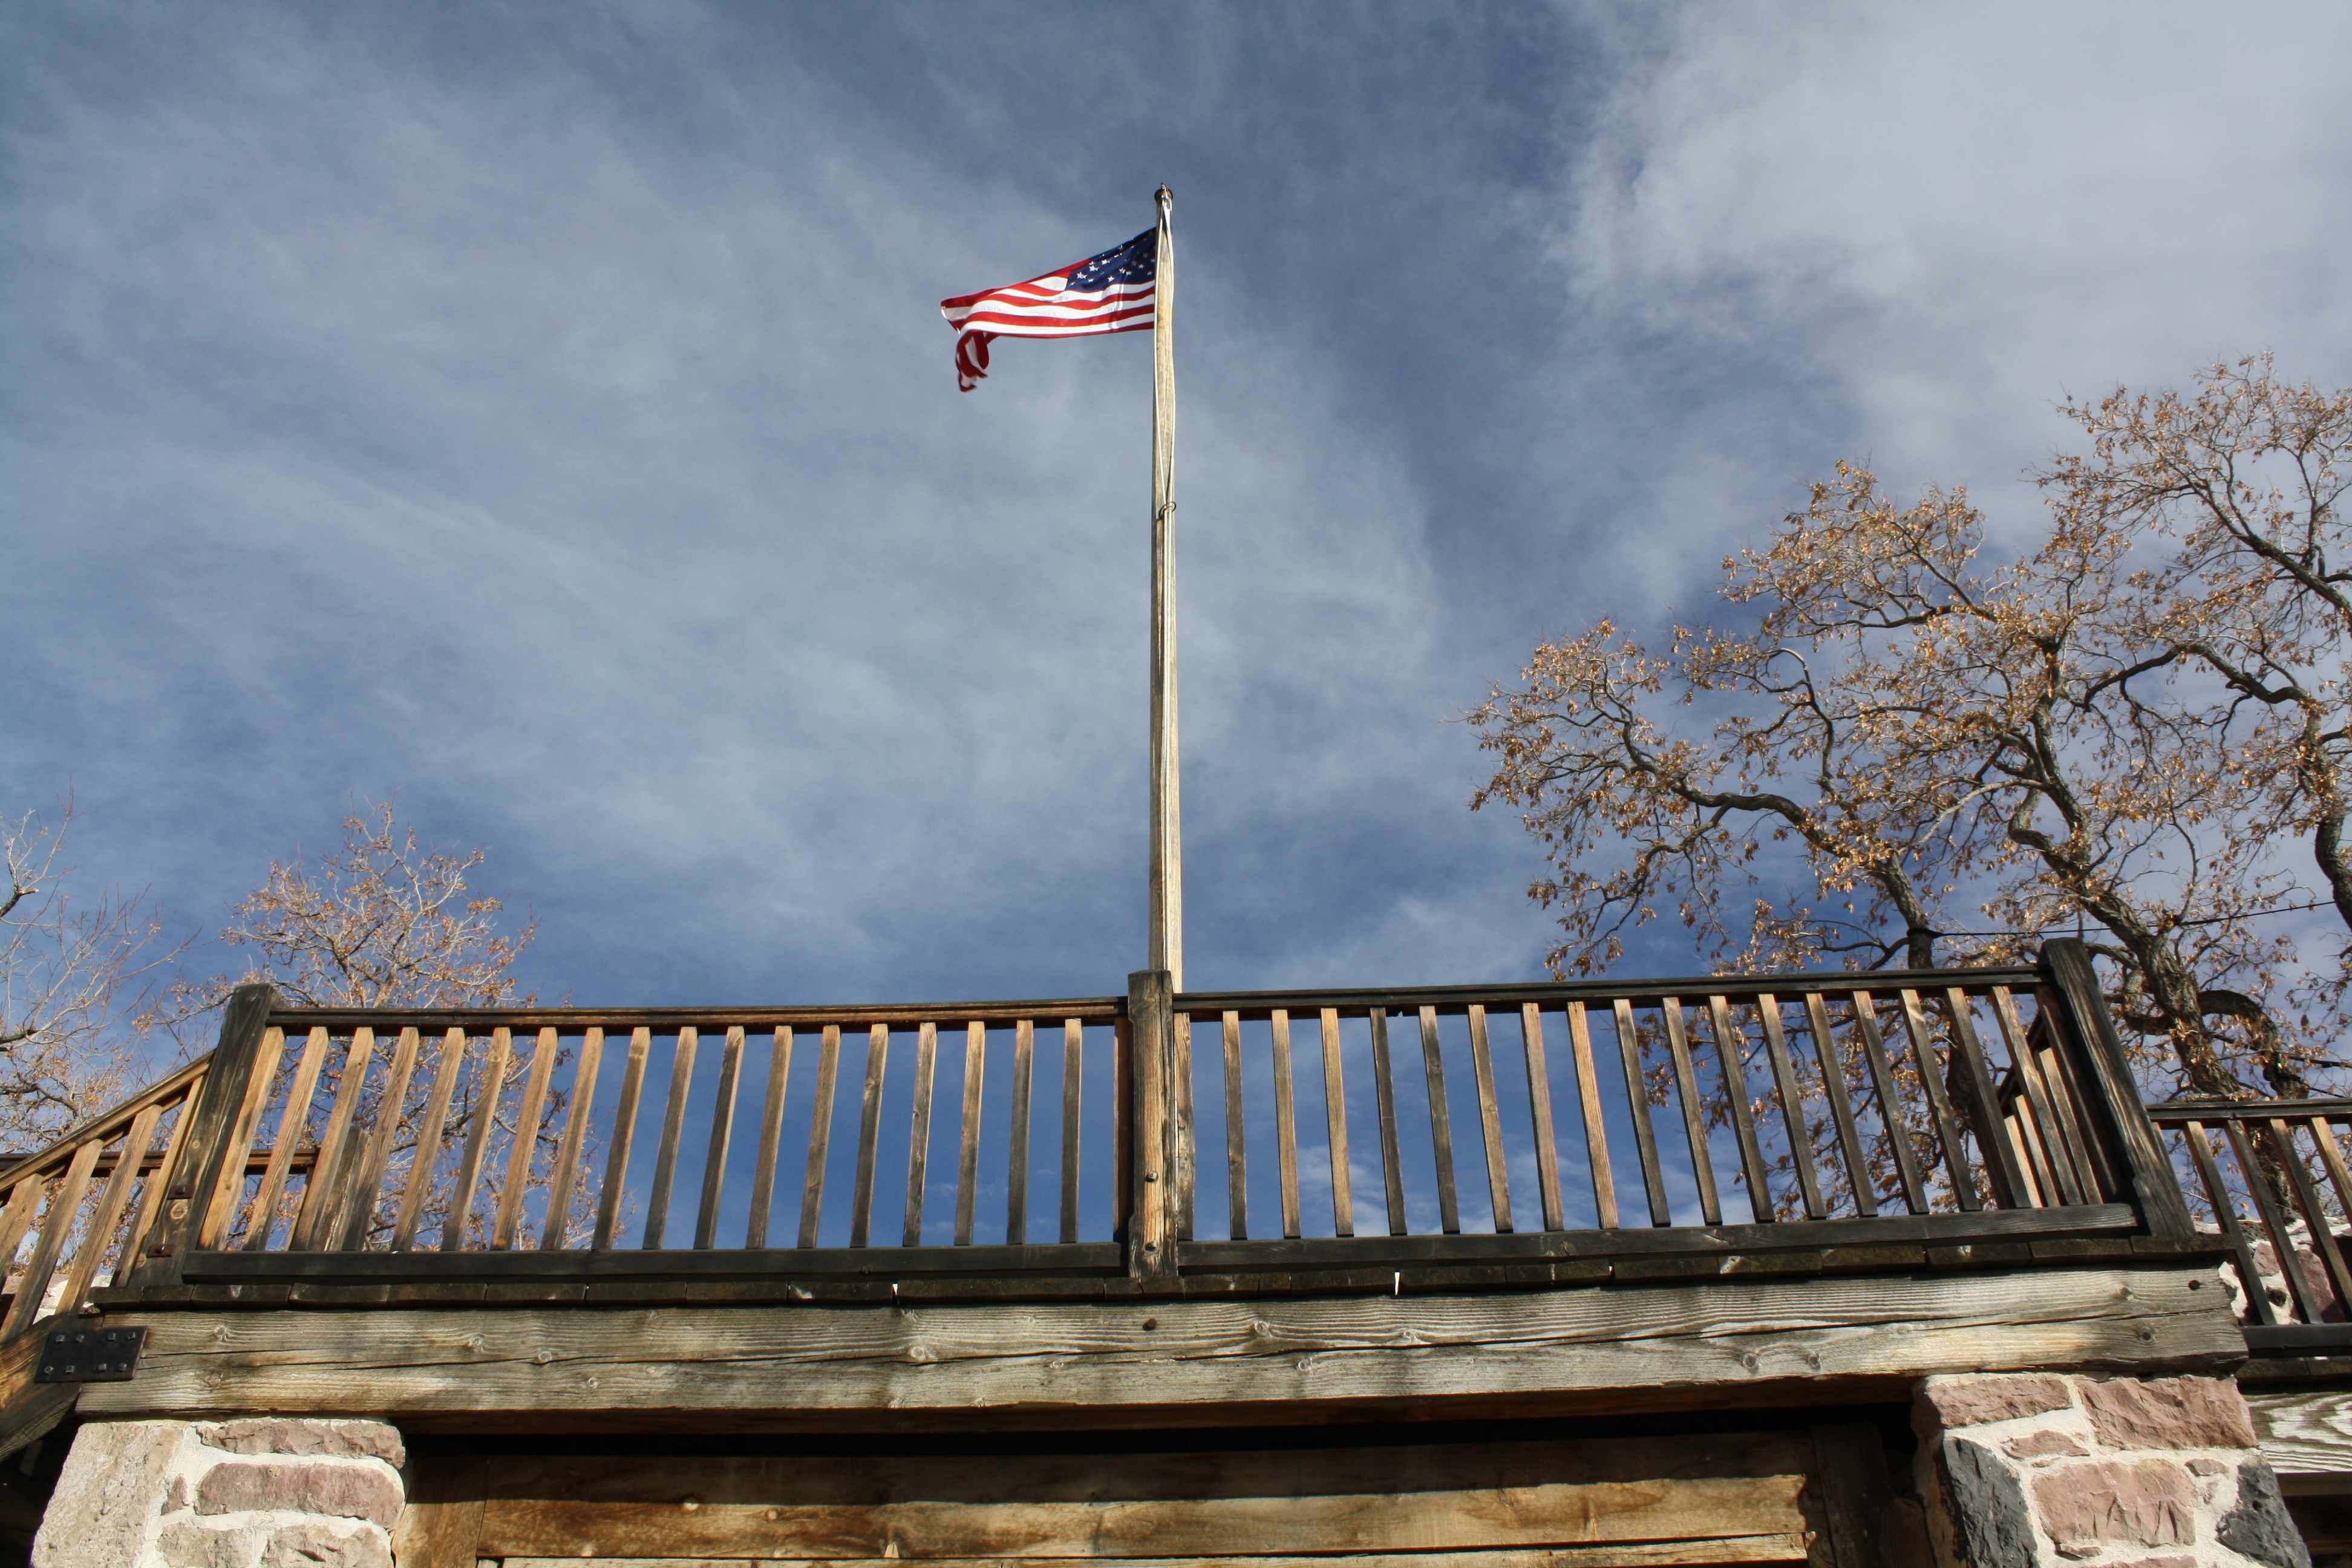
[
  {"left": 28, "top": 1417, "right": 403, "bottom": 1568},
  {"left": 1916, "top": 1372, "right": 2308, "bottom": 1568}
]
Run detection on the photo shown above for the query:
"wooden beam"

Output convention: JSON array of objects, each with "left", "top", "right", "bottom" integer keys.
[{"left": 80, "top": 1265, "right": 2239, "bottom": 1429}]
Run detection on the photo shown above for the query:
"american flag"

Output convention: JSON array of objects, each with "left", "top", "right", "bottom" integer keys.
[{"left": 938, "top": 228, "right": 1157, "bottom": 391}]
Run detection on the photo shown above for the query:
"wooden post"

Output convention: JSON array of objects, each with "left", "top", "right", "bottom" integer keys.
[
  {"left": 2038, "top": 938, "right": 2195, "bottom": 1240},
  {"left": 128, "top": 982, "right": 279, "bottom": 1283},
  {"left": 1126, "top": 969, "right": 1177, "bottom": 1282},
  {"left": 1148, "top": 184, "right": 1182, "bottom": 990}
]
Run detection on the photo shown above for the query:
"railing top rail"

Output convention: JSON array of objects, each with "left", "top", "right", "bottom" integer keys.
[
  {"left": 1173, "top": 961, "right": 2045, "bottom": 1014},
  {"left": 0, "top": 1052, "right": 211, "bottom": 1185},
  {"left": 2149, "top": 1096, "right": 2352, "bottom": 1123},
  {"left": 264, "top": 996, "right": 1127, "bottom": 1030}
]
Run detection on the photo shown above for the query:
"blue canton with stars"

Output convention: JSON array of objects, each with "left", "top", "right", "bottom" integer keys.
[{"left": 1065, "top": 229, "right": 1157, "bottom": 292}]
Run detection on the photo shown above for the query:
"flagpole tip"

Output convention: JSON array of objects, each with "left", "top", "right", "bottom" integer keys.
[{"left": 1155, "top": 184, "right": 1172, "bottom": 209}]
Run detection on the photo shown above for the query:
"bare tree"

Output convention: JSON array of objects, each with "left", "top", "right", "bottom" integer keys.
[
  {"left": 1473, "top": 424, "right": 2331, "bottom": 1100},
  {"left": 0, "top": 805, "right": 171, "bottom": 1146}
]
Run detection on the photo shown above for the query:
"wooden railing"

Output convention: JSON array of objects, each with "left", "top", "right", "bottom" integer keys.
[
  {"left": 2148, "top": 1097, "right": 2352, "bottom": 1351},
  {"left": 0, "top": 939, "right": 2193, "bottom": 1321}
]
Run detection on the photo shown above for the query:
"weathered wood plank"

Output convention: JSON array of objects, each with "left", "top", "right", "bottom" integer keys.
[
  {"left": 2250, "top": 1389, "right": 2352, "bottom": 1480},
  {"left": 751, "top": 1028, "right": 796, "bottom": 1250},
  {"left": 1658, "top": 1000, "right": 1719, "bottom": 1229},
  {"left": 1007, "top": 1019, "right": 1036, "bottom": 1247},
  {"left": 492, "top": 1027, "right": 560, "bottom": 1250},
  {"left": 1612, "top": 999, "right": 1666, "bottom": 1229},
  {"left": 1565, "top": 1003, "right": 1617, "bottom": 1231},
  {"left": 1802, "top": 996, "right": 1872, "bottom": 1220},
  {"left": 245, "top": 1027, "right": 330, "bottom": 1252},
  {"left": 86, "top": 1265, "right": 2239, "bottom": 1425},
  {"left": 497, "top": 1547, "right": 1812, "bottom": 1568},
  {"left": 1707, "top": 1000, "right": 1773, "bottom": 1226},
  {"left": 1420, "top": 1005, "right": 1462, "bottom": 1236},
  {"left": 800, "top": 1025, "right": 843, "bottom": 1250},
  {"left": 336, "top": 1024, "right": 425, "bottom": 1252},
  {"left": 955, "top": 1022, "right": 986, "bottom": 1249},
  {"left": 1, "top": 1139, "right": 99, "bottom": 1339},
  {"left": 1520, "top": 1005, "right": 1565, "bottom": 1233},
  {"left": 1846, "top": 995, "right": 1928, "bottom": 1216},
  {"left": 392, "top": 1030, "right": 468, "bottom": 1253},
  {"left": 1469, "top": 1005, "right": 1512, "bottom": 1234},
  {"left": 475, "top": 1436, "right": 1809, "bottom": 1559},
  {"left": 642, "top": 1028, "right": 699, "bottom": 1251},
  {"left": 1221, "top": 1011, "right": 1249, "bottom": 1241},
  {"left": 851, "top": 1024, "right": 890, "bottom": 1249},
  {"left": 1321, "top": 1008, "right": 1354, "bottom": 1238},
  {"left": 699, "top": 1026, "right": 748, "bottom": 1251},
  {"left": 1368, "top": 1009, "right": 1408, "bottom": 1236},
  {"left": 908, "top": 1022, "right": 939, "bottom": 1249},
  {"left": 1059, "top": 1019, "right": 1084, "bottom": 1246},
  {"left": 441, "top": 1027, "right": 510, "bottom": 1253},
  {"left": 540, "top": 1027, "right": 605, "bottom": 1251},
  {"left": 56, "top": 1100, "right": 163, "bottom": 1317},
  {"left": 593, "top": 1029, "right": 652, "bottom": 1251},
  {"left": 1756, "top": 998, "right": 1824, "bottom": 1221},
  {"left": 204, "top": 1024, "right": 289, "bottom": 1250},
  {"left": 1270, "top": 1010, "right": 1301, "bottom": 1240}
]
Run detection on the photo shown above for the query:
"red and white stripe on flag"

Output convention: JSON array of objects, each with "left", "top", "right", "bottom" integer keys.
[{"left": 938, "top": 229, "right": 1157, "bottom": 391}]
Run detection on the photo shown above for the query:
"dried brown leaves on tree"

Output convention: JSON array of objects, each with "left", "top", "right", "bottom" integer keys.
[
  {"left": 155, "top": 805, "right": 585, "bottom": 1246},
  {"left": 1474, "top": 358, "right": 2351, "bottom": 1103},
  {"left": 0, "top": 805, "right": 173, "bottom": 1147}
]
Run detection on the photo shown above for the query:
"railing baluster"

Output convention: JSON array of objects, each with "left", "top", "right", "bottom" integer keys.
[
  {"left": 246, "top": 1027, "right": 330, "bottom": 1252},
  {"left": 1610, "top": 998, "right": 1667, "bottom": 1228},
  {"left": 697, "top": 1027, "right": 746, "bottom": 1250},
  {"left": 592, "top": 1028, "right": 651, "bottom": 1250},
  {"left": 1847, "top": 992, "right": 1930, "bottom": 1214},
  {"left": 2180, "top": 1119, "right": 2273, "bottom": 1325},
  {"left": 1059, "top": 1019, "right": 1084, "bottom": 1245},
  {"left": 2007, "top": 1100, "right": 2058, "bottom": 1207},
  {"left": 904, "top": 1022, "right": 938, "bottom": 1249},
  {"left": 441, "top": 1027, "right": 511, "bottom": 1252},
  {"left": 1890, "top": 991, "right": 1985, "bottom": 1213},
  {"left": 338, "top": 1024, "right": 423, "bottom": 1251},
  {"left": 1757, "top": 996, "right": 1826, "bottom": 1221},
  {"left": 1991, "top": 988, "right": 2088, "bottom": 1206},
  {"left": 1468, "top": 1005, "right": 1513, "bottom": 1233},
  {"left": 0, "top": 1178, "right": 44, "bottom": 1286},
  {"left": 488, "top": 1028, "right": 558, "bottom": 1251},
  {"left": 58, "top": 1101, "right": 163, "bottom": 1316},
  {"left": 1936, "top": 988, "right": 2025, "bottom": 1207},
  {"left": 2269, "top": 1117, "right": 2352, "bottom": 1316},
  {"left": 1518, "top": 1004, "right": 1565, "bottom": 1233},
  {"left": 1320, "top": 1008, "right": 1354, "bottom": 1238},
  {"left": 2042, "top": 1033, "right": 2120, "bottom": 1199},
  {"left": 1417, "top": 1005, "right": 1461, "bottom": 1236},
  {"left": 1658, "top": 999, "right": 1720, "bottom": 1227},
  {"left": 641, "top": 1028, "right": 699, "bottom": 1250},
  {"left": 2, "top": 1141, "right": 102, "bottom": 1338},
  {"left": 1368, "top": 1008, "right": 1408, "bottom": 1236},
  {"left": 292, "top": 1028, "right": 373, "bottom": 1251},
  {"left": 540, "top": 1026, "right": 605, "bottom": 1252},
  {"left": 749, "top": 1027, "right": 794, "bottom": 1249},
  {"left": 1112, "top": 1012, "right": 1134, "bottom": 1246},
  {"left": 1564, "top": 1002, "right": 1618, "bottom": 1230},
  {"left": 1220, "top": 1011, "right": 1248, "bottom": 1241},
  {"left": 1006, "top": 1019, "right": 1035, "bottom": 1246},
  {"left": 1706, "top": 998, "right": 1773, "bottom": 1224},
  {"left": 206, "top": 1024, "right": 287, "bottom": 1249},
  {"left": 391, "top": 1030, "right": 467, "bottom": 1252},
  {"left": 1803, "top": 993, "right": 1873, "bottom": 1218},
  {"left": 852, "top": 1024, "right": 890, "bottom": 1249},
  {"left": 126, "top": 1077, "right": 203, "bottom": 1264},
  {"left": 953, "top": 1021, "right": 985, "bottom": 1247},
  {"left": 2227, "top": 1118, "right": 2324, "bottom": 1323},
  {"left": 1270, "top": 1010, "right": 1302, "bottom": 1240},
  {"left": 797, "top": 1025, "right": 841, "bottom": 1249},
  {"left": 2310, "top": 1116, "right": 2352, "bottom": 1224},
  {"left": 1171, "top": 1011, "right": 1196, "bottom": 1242}
]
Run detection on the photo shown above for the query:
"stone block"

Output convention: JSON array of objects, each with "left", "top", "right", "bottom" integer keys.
[
  {"left": 155, "top": 1519, "right": 264, "bottom": 1568},
  {"left": 2217, "top": 1459, "right": 2313, "bottom": 1568},
  {"left": 258, "top": 1521, "right": 390, "bottom": 1568},
  {"left": 1941, "top": 1438, "right": 2037, "bottom": 1568},
  {"left": 196, "top": 1460, "right": 402, "bottom": 1529},
  {"left": 2080, "top": 1376, "right": 2258, "bottom": 1451},
  {"left": 195, "top": 1420, "right": 406, "bottom": 1469},
  {"left": 31, "top": 1420, "right": 192, "bottom": 1568},
  {"left": 1921, "top": 1374, "right": 2073, "bottom": 1428},
  {"left": 2030, "top": 1459, "right": 2196, "bottom": 1552}
]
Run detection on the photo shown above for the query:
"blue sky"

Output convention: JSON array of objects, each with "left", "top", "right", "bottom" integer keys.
[{"left": 8, "top": 2, "right": 2352, "bottom": 1013}]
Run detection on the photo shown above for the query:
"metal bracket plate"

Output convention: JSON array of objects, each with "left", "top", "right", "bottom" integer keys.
[{"left": 34, "top": 1325, "right": 143, "bottom": 1382}]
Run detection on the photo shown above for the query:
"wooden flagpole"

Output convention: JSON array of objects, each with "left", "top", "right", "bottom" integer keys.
[{"left": 1148, "top": 185, "right": 1181, "bottom": 989}]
